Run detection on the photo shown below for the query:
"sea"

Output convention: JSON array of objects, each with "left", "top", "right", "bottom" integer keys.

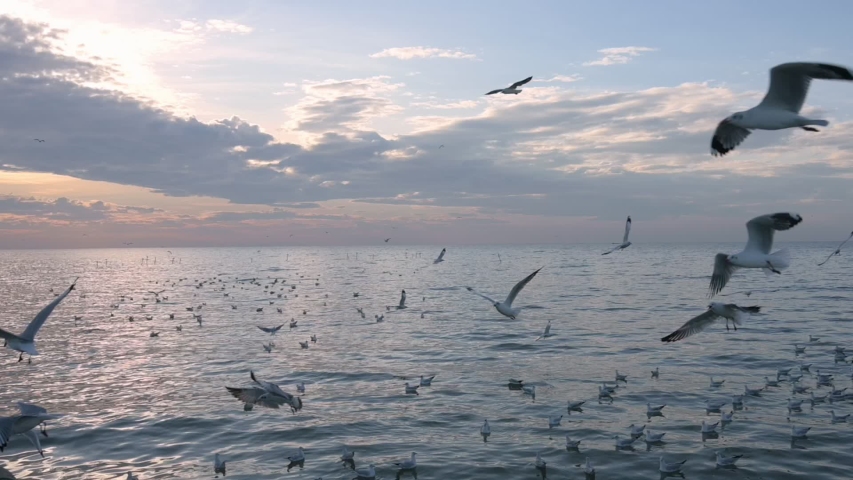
[{"left": 0, "top": 243, "right": 851, "bottom": 479}]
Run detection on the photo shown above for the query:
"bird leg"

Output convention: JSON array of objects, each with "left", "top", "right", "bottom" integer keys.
[
  {"left": 41, "top": 423, "right": 48, "bottom": 437},
  {"left": 18, "top": 352, "right": 23, "bottom": 362},
  {"left": 766, "top": 261, "right": 781, "bottom": 274},
  {"left": 725, "top": 320, "right": 730, "bottom": 331},
  {"left": 801, "top": 127, "right": 819, "bottom": 132}
]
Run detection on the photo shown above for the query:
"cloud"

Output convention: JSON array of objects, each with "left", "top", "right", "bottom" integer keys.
[
  {"left": 0, "top": 195, "right": 162, "bottom": 224},
  {"left": 204, "top": 19, "right": 253, "bottom": 34},
  {"left": 369, "top": 47, "right": 477, "bottom": 60},
  {"left": 541, "top": 74, "right": 583, "bottom": 83},
  {"left": 584, "top": 46, "right": 657, "bottom": 66},
  {"left": 2, "top": 15, "right": 853, "bottom": 244}
]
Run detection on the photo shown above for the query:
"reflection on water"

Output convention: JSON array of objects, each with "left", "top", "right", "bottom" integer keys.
[{"left": 0, "top": 243, "right": 851, "bottom": 479}]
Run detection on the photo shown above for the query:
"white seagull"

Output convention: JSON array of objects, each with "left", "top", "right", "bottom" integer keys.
[
  {"left": 659, "top": 456, "right": 687, "bottom": 474},
  {"left": 661, "top": 303, "right": 761, "bottom": 342},
  {"left": 601, "top": 216, "right": 632, "bottom": 255},
  {"left": 395, "top": 452, "right": 417, "bottom": 470},
  {"left": 711, "top": 62, "right": 853, "bottom": 156},
  {"left": 466, "top": 267, "right": 542, "bottom": 320},
  {"left": 818, "top": 230, "right": 853, "bottom": 266},
  {"left": 397, "top": 290, "right": 407, "bottom": 309},
  {"left": 486, "top": 76, "right": 532, "bottom": 95},
  {"left": 433, "top": 248, "right": 446, "bottom": 264},
  {"left": 225, "top": 370, "right": 297, "bottom": 410},
  {"left": 354, "top": 464, "right": 375, "bottom": 479},
  {"left": 709, "top": 213, "right": 803, "bottom": 297},
  {"left": 481, "top": 419, "right": 491, "bottom": 441},
  {"left": 0, "top": 278, "right": 77, "bottom": 362},
  {"left": 0, "top": 403, "right": 63, "bottom": 457},
  {"left": 214, "top": 453, "right": 226, "bottom": 476},
  {"left": 716, "top": 451, "right": 743, "bottom": 468}
]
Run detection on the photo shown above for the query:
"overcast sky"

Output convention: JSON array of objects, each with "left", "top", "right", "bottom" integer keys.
[{"left": 1, "top": 0, "right": 852, "bottom": 248}]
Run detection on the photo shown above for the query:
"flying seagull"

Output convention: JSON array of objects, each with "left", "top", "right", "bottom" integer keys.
[
  {"left": 486, "top": 76, "right": 533, "bottom": 95},
  {"left": 384, "top": 238, "right": 390, "bottom": 243},
  {"left": 661, "top": 303, "right": 761, "bottom": 343},
  {"left": 257, "top": 324, "right": 284, "bottom": 335},
  {"left": 602, "top": 216, "right": 632, "bottom": 255},
  {"left": 0, "top": 278, "right": 77, "bottom": 362},
  {"left": 818, "top": 230, "right": 853, "bottom": 266},
  {"left": 711, "top": 62, "right": 853, "bottom": 156},
  {"left": 466, "top": 267, "right": 542, "bottom": 319},
  {"left": 33, "top": 139, "right": 45, "bottom": 143},
  {"left": 433, "top": 248, "right": 446, "bottom": 264},
  {"left": 709, "top": 212, "right": 802, "bottom": 297}
]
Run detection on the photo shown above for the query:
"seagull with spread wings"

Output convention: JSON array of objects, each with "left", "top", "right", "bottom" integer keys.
[
  {"left": 818, "top": 230, "right": 853, "bottom": 266},
  {"left": 486, "top": 76, "right": 533, "bottom": 95},
  {"left": 661, "top": 303, "right": 761, "bottom": 343},
  {"left": 711, "top": 62, "right": 853, "bottom": 156},
  {"left": 602, "top": 216, "right": 632, "bottom": 255},
  {"left": 708, "top": 213, "right": 802, "bottom": 297},
  {"left": 466, "top": 267, "right": 542, "bottom": 319},
  {"left": 0, "top": 278, "right": 77, "bottom": 363}
]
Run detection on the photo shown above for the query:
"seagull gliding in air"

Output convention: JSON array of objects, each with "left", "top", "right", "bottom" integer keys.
[
  {"left": 466, "top": 267, "right": 542, "bottom": 320},
  {"left": 485, "top": 76, "right": 533, "bottom": 95},
  {"left": 602, "top": 216, "right": 632, "bottom": 255}
]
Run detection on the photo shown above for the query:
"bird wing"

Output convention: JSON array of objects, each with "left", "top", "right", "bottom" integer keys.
[
  {"left": 601, "top": 245, "right": 619, "bottom": 255},
  {"left": 622, "top": 216, "right": 632, "bottom": 243},
  {"left": 21, "top": 278, "right": 77, "bottom": 341},
  {"left": 504, "top": 267, "right": 543, "bottom": 307},
  {"left": 661, "top": 310, "right": 720, "bottom": 342},
  {"left": 466, "top": 287, "right": 497, "bottom": 304},
  {"left": 249, "top": 371, "right": 293, "bottom": 401},
  {"left": 436, "top": 248, "right": 445, "bottom": 262},
  {"left": 709, "top": 253, "right": 737, "bottom": 298},
  {"left": 257, "top": 326, "right": 271, "bottom": 333},
  {"left": 759, "top": 62, "right": 853, "bottom": 113},
  {"left": 20, "top": 428, "right": 43, "bottom": 456},
  {"left": 17, "top": 403, "right": 47, "bottom": 416},
  {"left": 744, "top": 212, "right": 803, "bottom": 254},
  {"left": 710, "top": 119, "right": 751, "bottom": 157},
  {"left": 0, "top": 417, "right": 15, "bottom": 448},
  {"left": 510, "top": 76, "right": 533, "bottom": 89},
  {"left": 225, "top": 387, "right": 285, "bottom": 408},
  {"left": 485, "top": 89, "right": 503, "bottom": 95},
  {"left": 0, "top": 328, "right": 24, "bottom": 344}
]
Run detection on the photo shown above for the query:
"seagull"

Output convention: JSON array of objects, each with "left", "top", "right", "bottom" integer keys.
[
  {"left": 568, "top": 400, "right": 586, "bottom": 411},
  {"left": 433, "top": 248, "right": 446, "bottom": 264},
  {"left": 225, "top": 371, "right": 296, "bottom": 410},
  {"left": 810, "top": 392, "right": 828, "bottom": 405},
  {"left": 419, "top": 375, "right": 435, "bottom": 386},
  {"left": 340, "top": 445, "right": 355, "bottom": 463},
  {"left": 601, "top": 216, "right": 632, "bottom": 255},
  {"left": 214, "top": 453, "right": 226, "bottom": 477},
  {"left": 818, "top": 230, "right": 853, "bottom": 266},
  {"left": 287, "top": 447, "right": 305, "bottom": 463},
  {"left": 522, "top": 385, "right": 536, "bottom": 399},
  {"left": 615, "top": 370, "right": 627, "bottom": 383},
  {"left": 354, "top": 463, "right": 375, "bottom": 479},
  {"left": 710, "top": 377, "right": 726, "bottom": 388},
  {"left": 33, "top": 139, "right": 45, "bottom": 142},
  {"left": 405, "top": 382, "right": 419, "bottom": 395},
  {"left": 481, "top": 419, "right": 490, "bottom": 441},
  {"left": 384, "top": 238, "right": 390, "bottom": 243},
  {"left": 701, "top": 421, "right": 719, "bottom": 433},
  {"left": 549, "top": 415, "right": 563, "bottom": 428},
  {"left": 0, "top": 278, "right": 76, "bottom": 362},
  {"left": 262, "top": 342, "right": 273, "bottom": 353},
  {"left": 647, "top": 403, "right": 666, "bottom": 414},
  {"left": 565, "top": 434, "right": 581, "bottom": 449},
  {"left": 0, "top": 403, "right": 63, "bottom": 456},
  {"left": 721, "top": 410, "right": 734, "bottom": 423},
  {"left": 787, "top": 398, "right": 804, "bottom": 412},
  {"left": 709, "top": 213, "right": 803, "bottom": 297},
  {"left": 257, "top": 325, "right": 283, "bottom": 335},
  {"left": 791, "top": 425, "right": 811, "bottom": 438},
  {"left": 651, "top": 367, "right": 659, "bottom": 378},
  {"left": 831, "top": 410, "right": 849, "bottom": 423},
  {"left": 584, "top": 458, "right": 595, "bottom": 477},
  {"left": 535, "top": 320, "right": 553, "bottom": 341},
  {"left": 659, "top": 456, "right": 686, "bottom": 474},
  {"left": 661, "top": 303, "right": 761, "bottom": 342},
  {"left": 397, "top": 290, "right": 407, "bottom": 309},
  {"left": 296, "top": 382, "right": 305, "bottom": 393},
  {"left": 613, "top": 435, "right": 636, "bottom": 448},
  {"left": 126, "top": 473, "right": 138, "bottom": 480},
  {"left": 486, "top": 76, "right": 533, "bottom": 95},
  {"left": 765, "top": 376, "right": 779, "bottom": 387},
  {"left": 716, "top": 451, "right": 743, "bottom": 468},
  {"left": 533, "top": 452, "right": 546, "bottom": 476},
  {"left": 628, "top": 424, "right": 645, "bottom": 438},
  {"left": 395, "top": 452, "right": 417, "bottom": 470},
  {"left": 310, "top": 334, "right": 317, "bottom": 343},
  {"left": 466, "top": 267, "right": 542, "bottom": 319},
  {"left": 711, "top": 62, "right": 853, "bottom": 156},
  {"left": 299, "top": 341, "right": 309, "bottom": 349}
]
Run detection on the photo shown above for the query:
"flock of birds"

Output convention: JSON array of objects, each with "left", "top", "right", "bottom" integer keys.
[{"left": 2, "top": 60, "right": 853, "bottom": 479}]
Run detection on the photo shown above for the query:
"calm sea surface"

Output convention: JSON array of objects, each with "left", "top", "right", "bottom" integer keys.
[{"left": 0, "top": 243, "right": 851, "bottom": 479}]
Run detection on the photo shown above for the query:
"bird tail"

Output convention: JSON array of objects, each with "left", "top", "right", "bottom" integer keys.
[
  {"left": 806, "top": 119, "right": 829, "bottom": 127},
  {"left": 740, "top": 306, "right": 761, "bottom": 314},
  {"left": 763, "top": 249, "right": 791, "bottom": 276}
]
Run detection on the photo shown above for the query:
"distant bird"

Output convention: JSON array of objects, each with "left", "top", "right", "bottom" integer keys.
[
  {"left": 716, "top": 451, "right": 743, "bottom": 468},
  {"left": 466, "top": 267, "right": 542, "bottom": 320},
  {"left": 419, "top": 375, "right": 435, "bottom": 386},
  {"left": 214, "top": 453, "right": 226, "bottom": 476},
  {"left": 149, "top": 331, "right": 159, "bottom": 337},
  {"left": 395, "top": 452, "right": 417, "bottom": 471},
  {"left": 354, "top": 463, "right": 375, "bottom": 479},
  {"left": 584, "top": 457, "right": 595, "bottom": 477},
  {"left": 480, "top": 419, "right": 490, "bottom": 442},
  {"left": 0, "top": 278, "right": 76, "bottom": 362},
  {"left": 33, "top": 139, "right": 45, "bottom": 143},
  {"left": 711, "top": 62, "right": 853, "bottom": 156},
  {"left": 709, "top": 213, "right": 802, "bottom": 297},
  {"left": 533, "top": 452, "right": 546, "bottom": 477},
  {"left": 262, "top": 342, "right": 273, "bottom": 353},
  {"left": 659, "top": 456, "right": 687, "bottom": 474},
  {"left": 651, "top": 367, "right": 659, "bottom": 378},
  {"left": 384, "top": 238, "right": 390, "bottom": 243},
  {"left": 287, "top": 447, "right": 305, "bottom": 463},
  {"left": 486, "top": 76, "right": 533, "bottom": 95},
  {"left": 310, "top": 334, "right": 317, "bottom": 343},
  {"left": 433, "top": 248, "right": 446, "bottom": 264},
  {"left": 257, "top": 325, "right": 283, "bottom": 335},
  {"left": 397, "top": 289, "right": 407, "bottom": 309},
  {"left": 405, "top": 382, "right": 419, "bottom": 395},
  {"left": 818, "top": 230, "right": 853, "bottom": 266},
  {"left": 535, "top": 320, "right": 553, "bottom": 341},
  {"left": 661, "top": 303, "right": 761, "bottom": 342},
  {"left": 791, "top": 425, "right": 810, "bottom": 438},
  {"left": 299, "top": 341, "right": 309, "bottom": 349},
  {"left": 549, "top": 415, "right": 563, "bottom": 428},
  {"left": 601, "top": 216, "right": 632, "bottom": 255},
  {"left": 438, "top": 144, "right": 444, "bottom": 149}
]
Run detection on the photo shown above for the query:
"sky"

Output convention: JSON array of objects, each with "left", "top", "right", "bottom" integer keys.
[{"left": 1, "top": 0, "right": 853, "bottom": 248}]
